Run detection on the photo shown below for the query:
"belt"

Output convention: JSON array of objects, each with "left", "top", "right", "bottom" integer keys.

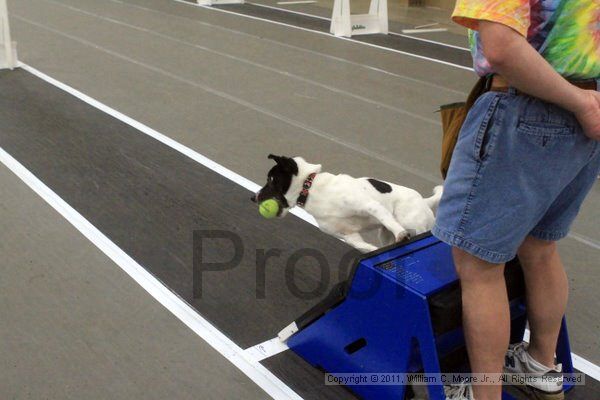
[{"left": 489, "top": 75, "right": 598, "bottom": 94}]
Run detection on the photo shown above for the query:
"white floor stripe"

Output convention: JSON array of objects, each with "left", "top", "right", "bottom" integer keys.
[
  {"left": 0, "top": 146, "right": 303, "bottom": 400},
  {"left": 36, "top": 0, "right": 443, "bottom": 127},
  {"left": 566, "top": 231, "right": 600, "bottom": 251},
  {"left": 244, "top": 1, "right": 470, "bottom": 52},
  {"left": 16, "top": 64, "right": 600, "bottom": 381},
  {"left": 277, "top": 1, "right": 317, "bottom": 4},
  {"left": 14, "top": 16, "right": 441, "bottom": 184},
  {"left": 572, "top": 354, "right": 600, "bottom": 382},
  {"left": 168, "top": 0, "right": 474, "bottom": 72},
  {"left": 18, "top": 62, "right": 317, "bottom": 228},
  {"left": 401, "top": 28, "right": 448, "bottom": 34},
  {"left": 245, "top": 337, "right": 290, "bottom": 362},
  {"left": 388, "top": 31, "right": 470, "bottom": 52},
  {"left": 336, "top": 36, "right": 473, "bottom": 72},
  {"left": 414, "top": 23, "right": 438, "bottom": 29},
  {"left": 247, "top": 1, "right": 330, "bottom": 21},
  {"left": 106, "top": 0, "right": 468, "bottom": 96}
]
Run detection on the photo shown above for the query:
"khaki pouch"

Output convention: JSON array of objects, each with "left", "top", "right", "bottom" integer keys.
[{"left": 439, "top": 77, "right": 488, "bottom": 179}]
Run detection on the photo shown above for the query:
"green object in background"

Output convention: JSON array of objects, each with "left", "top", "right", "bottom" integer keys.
[{"left": 259, "top": 199, "right": 279, "bottom": 219}]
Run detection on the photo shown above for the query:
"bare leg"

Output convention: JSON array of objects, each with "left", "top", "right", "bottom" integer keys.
[
  {"left": 517, "top": 236, "right": 568, "bottom": 368},
  {"left": 454, "top": 248, "right": 509, "bottom": 400}
]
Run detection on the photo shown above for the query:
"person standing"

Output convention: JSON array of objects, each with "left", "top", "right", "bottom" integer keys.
[{"left": 433, "top": 1, "right": 600, "bottom": 399}]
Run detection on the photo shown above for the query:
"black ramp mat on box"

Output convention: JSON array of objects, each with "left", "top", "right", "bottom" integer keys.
[{"left": 0, "top": 68, "right": 359, "bottom": 350}]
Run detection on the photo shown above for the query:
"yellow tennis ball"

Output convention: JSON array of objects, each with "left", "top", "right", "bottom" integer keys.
[{"left": 259, "top": 199, "right": 279, "bottom": 219}]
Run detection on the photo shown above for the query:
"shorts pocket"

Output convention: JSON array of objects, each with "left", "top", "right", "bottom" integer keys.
[
  {"left": 473, "top": 94, "right": 502, "bottom": 161},
  {"left": 517, "top": 120, "right": 575, "bottom": 148}
]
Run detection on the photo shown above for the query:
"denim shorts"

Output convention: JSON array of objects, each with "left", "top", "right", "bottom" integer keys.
[{"left": 433, "top": 85, "right": 600, "bottom": 264}]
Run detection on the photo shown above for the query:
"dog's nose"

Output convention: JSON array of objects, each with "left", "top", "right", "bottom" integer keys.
[{"left": 250, "top": 194, "right": 256, "bottom": 203}]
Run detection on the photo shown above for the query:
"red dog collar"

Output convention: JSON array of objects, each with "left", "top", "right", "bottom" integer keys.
[{"left": 296, "top": 173, "right": 316, "bottom": 208}]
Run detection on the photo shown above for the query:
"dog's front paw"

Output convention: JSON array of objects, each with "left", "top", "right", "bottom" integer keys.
[{"left": 395, "top": 230, "right": 411, "bottom": 243}]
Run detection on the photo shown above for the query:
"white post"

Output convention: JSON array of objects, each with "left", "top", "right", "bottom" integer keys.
[
  {"left": 0, "top": 0, "right": 16, "bottom": 69},
  {"left": 330, "top": 0, "right": 352, "bottom": 37},
  {"left": 370, "top": 0, "right": 388, "bottom": 34},
  {"left": 330, "top": 0, "right": 388, "bottom": 37}
]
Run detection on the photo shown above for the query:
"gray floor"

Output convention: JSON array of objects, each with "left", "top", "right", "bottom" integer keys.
[
  {"left": 231, "top": 0, "right": 472, "bottom": 46},
  {"left": 2, "top": 0, "right": 599, "bottom": 397},
  {"left": 210, "top": 2, "right": 473, "bottom": 67},
  {"left": 0, "top": 164, "right": 268, "bottom": 400}
]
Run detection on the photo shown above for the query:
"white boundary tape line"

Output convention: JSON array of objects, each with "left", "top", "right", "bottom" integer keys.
[
  {"left": 13, "top": 14, "right": 441, "bottom": 183},
  {"left": 169, "top": 0, "right": 474, "bottom": 72},
  {"left": 244, "top": 1, "right": 470, "bottom": 52},
  {"left": 0, "top": 145, "right": 303, "bottom": 400},
  {"left": 567, "top": 231, "right": 600, "bottom": 251},
  {"left": 245, "top": 337, "right": 290, "bottom": 362},
  {"left": 18, "top": 62, "right": 319, "bottom": 227},
  {"left": 248, "top": 1, "right": 332, "bottom": 21},
  {"left": 28, "top": 0, "right": 444, "bottom": 127},
  {"left": 102, "top": 0, "right": 467, "bottom": 96},
  {"left": 104, "top": 0, "right": 468, "bottom": 96},
  {"left": 414, "top": 23, "right": 438, "bottom": 29},
  {"left": 16, "top": 63, "right": 600, "bottom": 381},
  {"left": 277, "top": 1, "right": 317, "bottom": 4},
  {"left": 401, "top": 28, "right": 448, "bottom": 35},
  {"left": 572, "top": 354, "right": 600, "bottom": 382}
]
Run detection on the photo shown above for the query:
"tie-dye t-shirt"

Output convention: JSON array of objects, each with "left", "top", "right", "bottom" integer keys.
[{"left": 453, "top": 0, "right": 600, "bottom": 80}]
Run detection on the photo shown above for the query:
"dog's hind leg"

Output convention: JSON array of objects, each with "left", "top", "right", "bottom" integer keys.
[
  {"left": 318, "top": 223, "right": 379, "bottom": 253},
  {"left": 364, "top": 201, "right": 409, "bottom": 242},
  {"left": 340, "top": 232, "right": 379, "bottom": 253},
  {"left": 377, "top": 227, "right": 395, "bottom": 247}
]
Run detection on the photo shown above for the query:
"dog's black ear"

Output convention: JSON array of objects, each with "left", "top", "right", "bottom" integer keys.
[{"left": 268, "top": 154, "right": 298, "bottom": 176}]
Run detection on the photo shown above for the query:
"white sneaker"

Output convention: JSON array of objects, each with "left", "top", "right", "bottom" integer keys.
[
  {"left": 444, "top": 382, "right": 475, "bottom": 400},
  {"left": 504, "top": 342, "right": 564, "bottom": 399}
]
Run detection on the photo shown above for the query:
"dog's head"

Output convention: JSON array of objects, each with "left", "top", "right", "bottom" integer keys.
[
  {"left": 251, "top": 155, "right": 298, "bottom": 217},
  {"left": 251, "top": 155, "right": 321, "bottom": 218}
]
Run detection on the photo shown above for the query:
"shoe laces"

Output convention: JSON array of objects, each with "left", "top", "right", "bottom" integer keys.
[
  {"left": 444, "top": 382, "right": 472, "bottom": 399},
  {"left": 510, "top": 342, "right": 529, "bottom": 363},
  {"left": 509, "top": 342, "right": 562, "bottom": 373}
]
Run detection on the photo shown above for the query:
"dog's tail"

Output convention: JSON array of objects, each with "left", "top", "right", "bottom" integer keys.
[{"left": 424, "top": 185, "right": 443, "bottom": 213}]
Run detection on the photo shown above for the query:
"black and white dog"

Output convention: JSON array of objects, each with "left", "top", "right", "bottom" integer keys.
[{"left": 251, "top": 155, "right": 443, "bottom": 253}]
